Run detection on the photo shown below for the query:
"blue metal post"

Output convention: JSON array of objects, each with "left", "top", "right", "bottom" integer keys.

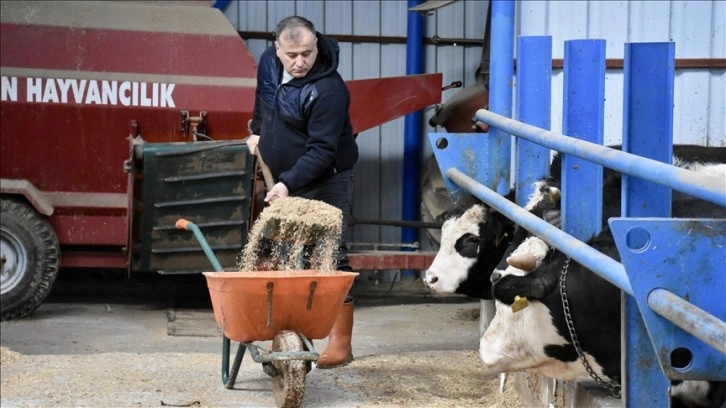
[
  {"left": 487, "top": 0, "right": 515, "bottom": 195},
  {"left": 621, "top": 42, "right": 675, "bottom": 408},
  {"left": 401, "top": 0, "right": 424, "bottom": 279},
  {"left": 622, "top": 44, "right": 675, "bottom": 218},
  {"left": 515, "top": 36, "right": 552, "bottom": 207},
  {"left": 561, "top": 40, "right": 605, "bottom": 241},
  {"left": 212, "top": 0, "right": 229, "bottom": 10}
]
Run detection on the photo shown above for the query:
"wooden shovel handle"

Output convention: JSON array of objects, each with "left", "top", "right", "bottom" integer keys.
[{"left": 256, "top": 150, "right": 276, "bottom": 192}]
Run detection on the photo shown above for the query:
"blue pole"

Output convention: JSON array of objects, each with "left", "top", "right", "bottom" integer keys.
[
  {"left": 212, "top": 0, "right": 229, "bottom": 11},
  {"left": 515, "top": 36, "right": 552, "bottom": 207},
  {"left": 487, "top": 0, "right": 515, "bottom": 195},
  {"left": 622, "top": 43, "right": 675, "bottom": 218},
  {"left": 621, "top": 42, "right": 675, "bottom": 408},
  {"left": 401, "top": 0, "right": 424, "bottom": 279},
  {"left": 561, "top": 39, "right": 606, "bottom": 241},
  {"left": 648, "top": 288, "right": 726, "bottom": 356}
]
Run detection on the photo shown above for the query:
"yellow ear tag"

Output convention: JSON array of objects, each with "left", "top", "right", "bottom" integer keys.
[{"left": 511, "top": 295, "right": 530, "bottom": 313}]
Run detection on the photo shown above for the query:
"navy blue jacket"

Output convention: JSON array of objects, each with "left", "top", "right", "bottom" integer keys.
[{"left": 250, "top": 32, "right": 358, "bottom": 194}]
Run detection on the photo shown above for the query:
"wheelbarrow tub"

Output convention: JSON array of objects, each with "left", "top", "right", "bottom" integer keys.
[{"left": 203, "top": 270, "right": 358, "bottom": 342}]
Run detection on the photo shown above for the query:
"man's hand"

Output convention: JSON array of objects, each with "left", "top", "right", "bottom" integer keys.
[
  {"left": 246, "top": 134, "right": 260, "bottom": 155},
  {"left": 264, "top": 182, "right": 289, "bottom": 204}
]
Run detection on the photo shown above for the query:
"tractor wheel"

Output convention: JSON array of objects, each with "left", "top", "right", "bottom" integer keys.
[{"left": 1, "top": 198, "right": 60, "bottom": 321}]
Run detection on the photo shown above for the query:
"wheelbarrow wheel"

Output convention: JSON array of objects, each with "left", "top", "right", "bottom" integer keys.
[{"left": 271, "top": 330, "right": 306, "bottom": 408}]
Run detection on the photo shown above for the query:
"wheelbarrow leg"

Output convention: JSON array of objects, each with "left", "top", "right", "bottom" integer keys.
[
  {"left": 176, "top": 220, "right": 248, "bottom": 389},
  {"left": 222, "top": 334, "right": 247, "bottom": 389}
]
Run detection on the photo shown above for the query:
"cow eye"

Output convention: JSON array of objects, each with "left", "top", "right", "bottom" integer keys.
[
  {"left": 455, "top": 233, "right": 480, "bottom": 258},
  {"left": 463, "top": 234, "right": 480, "bottom": 245}
]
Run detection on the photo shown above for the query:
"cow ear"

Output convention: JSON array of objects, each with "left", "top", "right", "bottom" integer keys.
[{"left": 506, "top": 253, "right": 537, "bottom": 271}]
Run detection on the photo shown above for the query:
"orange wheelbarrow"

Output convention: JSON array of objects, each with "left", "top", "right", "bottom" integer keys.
[{"left": 176, "top": 219, "right": 358, "bottom": 408}]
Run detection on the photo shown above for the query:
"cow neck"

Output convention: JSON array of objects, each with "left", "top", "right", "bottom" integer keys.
[{"left": 559, "top": 256, "right": 622, "bottom": 398}]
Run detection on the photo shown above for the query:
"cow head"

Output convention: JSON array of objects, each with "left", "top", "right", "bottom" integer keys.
[
  {"left": 490, "top": 235, "right": 551, "bottom": 284},
  {"left": 488, "top": 178, "right": 561, "bottom": 293},
  {"left": 424, "top": 203, "right": 514, "bottom": 299}
]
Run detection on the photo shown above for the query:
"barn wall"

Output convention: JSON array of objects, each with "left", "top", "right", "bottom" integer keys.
[
  {"left": 222, "top": 0, "right": 724, "bottom": 251},
  {"left": 517, "top": 0, "right": 725, "bottom": 147}
]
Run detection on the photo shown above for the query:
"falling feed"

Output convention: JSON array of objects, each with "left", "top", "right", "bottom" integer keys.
[{"left": 237, "top": 196, "right": 343, "bottom": 274}]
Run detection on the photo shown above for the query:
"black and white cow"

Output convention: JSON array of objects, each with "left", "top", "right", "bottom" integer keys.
[
  {"left": 479, "top": 176, "right": 621, "bottom": 381},
  {"left": 487, "top": 229, "right": 621, "bottom": 381},
  {"left": 671, "top": 381, "right": 726, "bottom": 408},
  {"left": 423, "top": 145, "right": 726, "bottom": 299},
  {"left": 486, "top": 169, "right": 726, "bottom": 406},
  {"left": 490, "top": 227, "right": 726, "bottom": 407},
  {"left": 424, "top": 150, "right": 725, "bottom": 405},
  {"left": 424, "top": 175, "right": 594, "bottom": 299}
]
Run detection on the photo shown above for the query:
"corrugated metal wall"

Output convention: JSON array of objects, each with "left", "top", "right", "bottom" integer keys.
[
  {"left": 517, "top": 0, "right": 725, "bottom": 147},
  {"left": 223, "top": 0, "right": 725, "bottom": 253}
]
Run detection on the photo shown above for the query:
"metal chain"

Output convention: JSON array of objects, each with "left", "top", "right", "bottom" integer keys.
[{"left": 560, "top": 256, "right": 622, "bottom": 398}]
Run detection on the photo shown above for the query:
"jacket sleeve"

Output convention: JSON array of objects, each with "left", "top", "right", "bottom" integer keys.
[
  {"left": 250, "top": 49, "right": 275, "bottom": 136},
  {"left": 249, "top": 68, "right": 264, "bottom": 135}
]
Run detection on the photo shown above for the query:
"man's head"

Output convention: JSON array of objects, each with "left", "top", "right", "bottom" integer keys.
[{"left": 274, "top": 16, "right": 318, "bottom": 79}]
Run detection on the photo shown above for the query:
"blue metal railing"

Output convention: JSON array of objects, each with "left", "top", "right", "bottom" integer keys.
[
  {"left": 431, "top": 34, "right": 725, "bottom": 407},
  {"left": 474, "top": 109, "right": 725, "bottom": 207},
  {"left": 445, "top": 166, "right": 635, "bottom": 295}
]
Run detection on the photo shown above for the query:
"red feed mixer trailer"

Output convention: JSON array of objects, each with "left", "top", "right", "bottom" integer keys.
[{"left": 0, "top": 1, "right": 442, "bottom": 320}]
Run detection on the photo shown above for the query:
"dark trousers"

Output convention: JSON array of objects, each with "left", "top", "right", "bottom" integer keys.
[
  {"left": 294, "top": 167, "right": 355, "bottom": 268},
  {"left": 295, "top": 168, "right": 355, "bottom": 302}
]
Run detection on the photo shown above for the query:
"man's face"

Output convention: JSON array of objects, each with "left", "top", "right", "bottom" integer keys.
[{"left": 275, "top": 28, "right": 318, "bottom": 79}]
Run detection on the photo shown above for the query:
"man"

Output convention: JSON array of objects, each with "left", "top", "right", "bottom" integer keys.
[{"left": 246, "top": 16, "right": 357, "bottom": 369}]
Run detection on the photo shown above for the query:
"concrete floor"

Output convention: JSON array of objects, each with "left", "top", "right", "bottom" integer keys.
[{"left": 0, "top": 271, "right": 524, "bottom": 407}]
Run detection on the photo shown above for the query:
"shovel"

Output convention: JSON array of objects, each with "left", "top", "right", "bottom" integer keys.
[
  {"left": 254, "top": 148, "right": 276, "bottom": 193},
  {"left": 247, "top": 120, "right": 275, "bottom": 192}
]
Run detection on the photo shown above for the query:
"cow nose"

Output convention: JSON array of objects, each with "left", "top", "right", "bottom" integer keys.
[
  {"left": 490, "top": 271, "right": 502, "bottom": 283},
  {"left": 427, "top": 275, "right": 438, "bottom": 286}
]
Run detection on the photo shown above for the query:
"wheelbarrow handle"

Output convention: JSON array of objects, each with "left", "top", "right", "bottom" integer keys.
[
  {"left": 175, "top": 218, "right": 225, "bottom": 272},
  {"left": 175, "top": 219, "right": 191, "bottom": 230}
]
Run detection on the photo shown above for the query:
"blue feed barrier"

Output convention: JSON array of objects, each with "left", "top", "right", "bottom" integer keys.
[{"left": 430, "top": 37, "right": 725, "bottom": 407}]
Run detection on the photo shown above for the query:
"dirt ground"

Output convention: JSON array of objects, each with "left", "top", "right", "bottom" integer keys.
[
  {"left": 0, "top": 346, "right": 521, "bottom": 408},
  {"left": 0, "top": 274, "right": 523, "bottom": 408}
]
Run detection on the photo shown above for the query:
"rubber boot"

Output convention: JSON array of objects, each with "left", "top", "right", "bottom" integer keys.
[{"left": 316, "top": 300, "right": 354, "bottom": 369}]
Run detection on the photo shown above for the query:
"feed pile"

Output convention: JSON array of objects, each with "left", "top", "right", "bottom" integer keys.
[{"left": 237, "top": 196, "right": 343, "bottom": 274}]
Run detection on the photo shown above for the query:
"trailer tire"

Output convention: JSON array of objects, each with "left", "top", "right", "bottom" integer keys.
[{"left": 1, "top": 198, "right": 60, "bottom": 321}]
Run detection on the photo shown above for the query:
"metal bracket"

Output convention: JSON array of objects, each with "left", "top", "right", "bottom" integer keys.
[
  {"left": 610, "top": 217, "right": 726, "bottom": 381},
  {"left": 180, "top": 110, "right": 208, "bottom": 141},
  {"left": 428, "top": 132, "right": 491, "bottom": 205}
]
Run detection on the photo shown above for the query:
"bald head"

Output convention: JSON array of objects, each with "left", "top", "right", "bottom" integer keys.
[{"left": 274, "top": 16, "right": 316, "bottom": 44}]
